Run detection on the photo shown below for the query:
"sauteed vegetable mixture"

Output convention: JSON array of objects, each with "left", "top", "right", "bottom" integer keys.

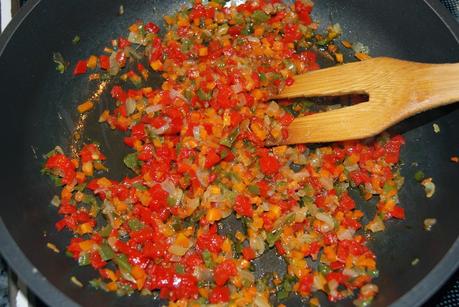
[{"left": 43, "top": 1, "right": 406, "bottom": 305}]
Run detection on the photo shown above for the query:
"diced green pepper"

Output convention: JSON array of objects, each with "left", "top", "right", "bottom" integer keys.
[
  {"left": 78, "top": 253, "right": 90, "bottom": 266},
  {"left": 252, "top": 10, "right": 270, "bottom": 24},
  {"left": 175, "top": 264, "right": 185, "bottom": 274},
  {"left": 266, "top": 230, "right": 281, "bottom": 247},
  {"left": 114, "top": 254, "right": 131, "bottom": 272},
  {"left": 123, "top": 152, "right": 140, "bottom": 173},
  {"left": 247, "top": 184, "right": 260, "bottom": 195},
  {"left": 99, "top": 243, "right": 115, "bottom": 261},
  {"left": 128, "top": 218, "right": 144, "bottom": 231},
  {"left": 220, "top": 127, "right": 240, "bottom": 148},
  {"left": 318, "top": 263, "right": 331, "bottom": 274},
  {"left": 99, "top": 224, "right": 112, "bottom": 238},
  {"left": 202, "top": 250, "right": 215, "bottom": 268},
  {"left": 197, "top": 88, "right": 211, "bottom": 101}
]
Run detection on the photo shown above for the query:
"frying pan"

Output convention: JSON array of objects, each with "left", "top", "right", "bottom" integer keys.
[{"left": 0, "top": 0, "right": 458, "bottom": 306}]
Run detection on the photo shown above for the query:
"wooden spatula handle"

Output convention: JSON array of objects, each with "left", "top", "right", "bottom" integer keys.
[{"left": 405, "top": 62, "right": 459, "bottom": 116}]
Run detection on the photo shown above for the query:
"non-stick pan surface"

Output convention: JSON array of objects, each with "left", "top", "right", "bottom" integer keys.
[{"left": 0, "top": 0, "right": 459, "bottom": 306}]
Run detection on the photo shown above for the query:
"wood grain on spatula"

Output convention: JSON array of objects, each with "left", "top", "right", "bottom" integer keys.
[{"left": 276, "top": 57, "right": 459, "bottom": 145}]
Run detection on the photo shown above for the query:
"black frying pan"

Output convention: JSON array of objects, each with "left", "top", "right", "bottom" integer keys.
[{"left": 0, "top": 0, "right": 459, "bottom": 306}]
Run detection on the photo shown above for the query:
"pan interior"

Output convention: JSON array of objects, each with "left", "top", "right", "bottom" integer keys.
[{"left": 0, "top": 0, "right": 458, "bottom": 306}]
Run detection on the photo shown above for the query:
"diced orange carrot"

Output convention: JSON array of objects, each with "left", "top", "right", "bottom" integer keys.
[{"left": 77, "top": 101, "right": 94, "bottom": 113}]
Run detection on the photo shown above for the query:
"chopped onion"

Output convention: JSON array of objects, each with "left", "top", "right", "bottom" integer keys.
[
  {"left": 337, "top": 228, "right": 355, "bottom": 241},
  {"left": 316, "top": 212, "right": 335, "bottom": 232},
  {"left": 254, "top": 293, "right": 271, "bottom": 307},
  {"left": 343, "top": 268, "right": 359, "bottom": 278},
  {"left": 237, "top": 93, "right": 247, "bottom": 105},
  {"left": 345, "top": 164, "right": 359, "bottom": 172},
  {"left": 50, "top": 195, "right": 60, "bottom": 207},
  {"left": 352, "top": 42, "right": 370, "bottom": 54},
  {"left": 424, "top": 218, "right": 437, "bottom": 231},
  {"left": 145, "top": 104, "right": 163, "bottom": 115},
  {"left": 168, "top": 244, "right": 190, "bottom": 256},
  {"left": 127, "top": 31, "right": 143, "bottom": 44},
  {"left": 266, "top": 101, "right": 280, "bottom": 116},
  {"left": 184, "top": 197, "right": 200, "bottom": 212},
  {"left": 361, "top": 283, "right": 379, "bottom": 297},
  {"left": 231, "top": 83, "right": 243, "bottom": 94},
  {"left": 193, "top": 126, "right": 201, "bottom": 140},
  {"left": 160, "top": 179, "right": 176, "bottom": 195},
  {"left": 366, "top": 215, "right": 385, "bottom": 233},
  {"left": 319, "top": 177, "right": 334, "bottom": 190},
  {"left": 196, "top": 169, "right": 209, "bottom": 188},
  {"left": 421, "top": 178, "right": 435, "bottom": 198},
  {"left": 250, "top": 236, "right": 265, "bottom": 255},
  {"left": 247, "top": 36, "right": 260, "bottom": 43},
  {"left": 169, "top": 89, "right": 184, "bottom": 100},
  {"left": 149, "top": 121, "right": 170, "bottom": 135},
  {"left": 126, "top": 98, "right": 136, "bottom": 115},
  {"left": 125, "top": 46, "right": 142, "bottom": 60},
  {"left": 238, "top": 269, "right": 255, "bottom": 283},
  {"left": 313, "top": 274, "right": 326, "bottom": 291},
  {"left": 109, "top": 52, "right": 120, "bottom": 76}
]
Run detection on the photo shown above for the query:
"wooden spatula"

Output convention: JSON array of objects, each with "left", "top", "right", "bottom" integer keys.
[{"left": 277, "top": 57, "right": 459, "bottom": 145}]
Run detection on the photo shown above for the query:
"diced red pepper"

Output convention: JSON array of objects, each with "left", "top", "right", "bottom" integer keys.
[
  {"left": 242, "top": 246, "right": 256, "bottom": 261},
  {"left": 73, "top": 60, "right": 87, "bottom": 75},
  {"left": 145, "top": 22, "right": 160, "bottom": 33},
  {"left": 99, "top": 55, "right": 110, "bottom": 70},
  {"left": 214, "top": 260, "right": 237, "bottom": 286},
  {"left": 205, "top": 148, "right": 221, "bottom": 168},
  {"left": 259, "top": 154, "right": 281, "bottom": 175},
  {"left": 209, "top": 286, "right": 230, "bottom": 304},
  {"left": 233, "top": 195, "right": 253, "bottom": 217}
]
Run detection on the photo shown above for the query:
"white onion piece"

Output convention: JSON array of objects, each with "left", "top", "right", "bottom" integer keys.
[
  {"left": 343, "top": 268, "right": 359, "bottom": 278},
  {"left": 127, "top": 31, "right": 143, "bottom": 44},
  {"left": 250, "top": 236, "right": 265, "bottom": 255},
  {"left": 238, "top": 269, "right": 255, "bottom": 283},
  {"left": 145, "top": 104, "right": 163, "bottom": 115},
  {"left": 160, "top": 179, "right": 176, "bottom": 194},
  {"left": 316, "top": 212, "right": 335, "bottom": 232},
  {"left": 108, "top": 52, "right": 120, "bottom": 76},
  {"left": 193, "top": 126, "right": 201, "bottom": 140},
  {"left": 196, "top": 169, "right": 209, "bottom": 188},
  {"left": 169, "top": 88, "right": 186, "bottom": 100},
  {"left": 231, "top": 83, "right": 243, "bottom": 94},
  {"left": 126, "top": 98, "right": 136, "bottom": 115},
  {"left": 237, "top": 93, "right": 247, "bottom": 105},
  {"left": 149, "top": 122, "right": 170, "bottom": 135},
  {"left": 254, "top": 293, "right": 271, "bottom": 307},
  {"left": 337, "top": 228, "right": 355, "bottom": 241},
  {"left": 361, "top": 284, "right": 379, "bottom": 296}
]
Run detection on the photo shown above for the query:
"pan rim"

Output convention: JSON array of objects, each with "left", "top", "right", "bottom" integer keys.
[{"left": 0, "top": 0, "right": 458, "bottom": 306}]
